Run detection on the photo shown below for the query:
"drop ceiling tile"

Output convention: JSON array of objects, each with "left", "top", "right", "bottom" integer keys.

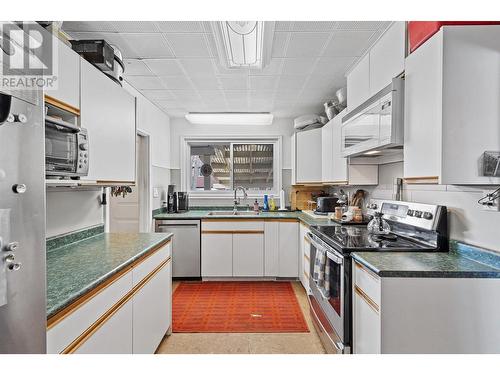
[
  {"left": 123, "top": 59, "right": 153, "bottom": 76},
  {"left": 248, "top": 90, "right": 275, "bottom": 100},
  {"left": 160, "top": 75, "right": 195, "bottom": 90},
  {"left": 291, "top": 21, "right": 337, "bottom": 32},
  {"left": 249, "top": 58, "right": 283, "bottom": 76},
  {"left": 218, "top": 75, "right": 248, "bottom": 90},
  {"left": 154, "top": 99, "right": 182, "bottom": 109},
  {"left": 281, "top": 58, "right": 317, "bottom": 75},
  {"left": 277, "top": 75, "right": 307, "bottom": 90},
  {"left": 125, "top": 76, "right": 166, "bottom": 90},
  {"left": 63, "top": 22, "right": 117, "bottom": 32},
  {"left": 115, "top": 22, "right": 159, "bottom": 32},
  {"left": 165, "top": 109, "right": 188, "bottom": 117},
  {"left": 223, "top": 90, "right": 248, "bottom": 101},
  {"left": 311, "top": 56, "right": 356, "bottom": 77},
  {"left": 170, "top": 90, "right": 201, "bottom": 101},
  {"left": 285, "top": 32, "right": 330, "bottom": 57},
  {"left": 272, "top": 32, "right": 289, "bottom": 57},
  {"left": 275, "top": 21, "right": 293, "bottom": 31},
  {"left": 198, "top": 89, "right": 225, "bottom": 99},
  {"left": 204, "top": 33, "right": 219, "bottom": 58},
  {"left": 155, "top": 21, "right": 205, "bottom": 33},
  {"left": 119, "top": 33, "right": 174, "bottom": 58},
  {"left": 140, "top": 89, "right": 176, "bottom": 100},
  {"left": 274, "top": 90, "right": 300, "bottom": 100},
  {"left": 249, "top": 76, "right": 279, "bottom": 90},
  {"left": 164, "top": 33, "right": 211, "bottom": 57},
  {"left": 303, "top": 75, "right": 338, "bottom": 90},
  {"left": 179, "top": 58, "right": 216, "bottom": 75},
  {"left": 190, "top": 75, "right": 221, "bottom": 89},
  {"left": 323, "top": 31, "right": 375, "bottom": 57},
  {"left": 144, "top": 59, "right": 184, "bottom": 76},
  {"left": 335, "top": 21, "right": 389, "bottom": 31}
]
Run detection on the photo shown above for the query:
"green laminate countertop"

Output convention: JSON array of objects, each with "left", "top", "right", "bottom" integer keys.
[
  {"left": 153, "top": 209, "right": 331, "bottom": 227},
  {"left": 46, "top": 232, "right": 173, "bottom": 318},
  {"left": 351, "top": 251, "right": 500, "bottom": 278}
]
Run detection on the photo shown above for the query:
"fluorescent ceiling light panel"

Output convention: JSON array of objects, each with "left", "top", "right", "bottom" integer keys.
[
  {"left": 185, "top": 112, "right": 273, "bottom": 126},
  {"left": 211, "top": 21, "right": 275, "bottom": 69}
]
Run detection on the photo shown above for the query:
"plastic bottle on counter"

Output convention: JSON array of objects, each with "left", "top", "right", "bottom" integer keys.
[
  {"left": 263, "top": 195, "right": 269, "bottom": 211},
  {"left": 253, "top": 199, "right": 259, "bottom": 212},
  {"left": 269, "top": 195, "right": 276, "bottom": 211}
]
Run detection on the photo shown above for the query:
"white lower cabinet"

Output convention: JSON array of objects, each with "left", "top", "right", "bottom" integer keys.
[
  {"left": 201, "top": 233, "right": 233, "bottom": 277},
  {"left": 353, "top": 259, "right": 500, "bottom": 354},
  {"left": 74, "top": 300, "right": 134, "bottom": 354},
  {"left": 47, "top": 242, "right": 172, "bottom": 354},
  {"left": 132, "top": 261, "right": 172, "bottom": 354},
  {"left": 201, "top": 220, "right": 298, "bottom": 278},
  {"left": 233, "top": 233, "right": 264, "bottom": 277},
  {"left": 278, "top": 221, "right": 299, "bottom": 278},
  {"left": 299, "top": 223, "right": 311, "bottom": 292}
]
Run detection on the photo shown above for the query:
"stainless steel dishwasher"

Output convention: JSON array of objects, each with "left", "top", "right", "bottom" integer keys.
[{"left": 155, "top": 220, "right": 201, "bottom": 278}]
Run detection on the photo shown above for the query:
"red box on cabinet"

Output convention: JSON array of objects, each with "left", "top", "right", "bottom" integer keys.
[{"left": 408, "top": 21, "right": 500, "bottom": 53}]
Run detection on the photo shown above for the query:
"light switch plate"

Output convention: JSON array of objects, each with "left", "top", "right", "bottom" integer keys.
[{"left": 153, "top": 188, "right": 160, "bottom": 198}]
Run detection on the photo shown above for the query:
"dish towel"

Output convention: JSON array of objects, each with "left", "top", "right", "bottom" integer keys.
[{"left": 313, "top": 249, "right": 327, "bottom": 289}]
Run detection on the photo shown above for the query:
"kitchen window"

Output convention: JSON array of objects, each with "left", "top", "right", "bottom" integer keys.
[{"left": 182, "top": 137, "right": 281, "bottom": 197}]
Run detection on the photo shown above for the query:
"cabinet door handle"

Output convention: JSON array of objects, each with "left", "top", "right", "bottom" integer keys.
[{"left": 354, "top": 285, "right": 379, "bottom": 313}]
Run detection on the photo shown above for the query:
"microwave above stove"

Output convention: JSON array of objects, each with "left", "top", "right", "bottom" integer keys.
[{"left": 45, "top": 116, "right": 89, "bottom": 178}]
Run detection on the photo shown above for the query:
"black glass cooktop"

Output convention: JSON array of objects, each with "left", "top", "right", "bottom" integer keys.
[{"left": 310, "top": 224, "right": 435, "bottom": 253}]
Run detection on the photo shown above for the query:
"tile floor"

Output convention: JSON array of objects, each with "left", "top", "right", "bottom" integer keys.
[{"left": 156, "top": 281, "right": 327, "bottom": 354}]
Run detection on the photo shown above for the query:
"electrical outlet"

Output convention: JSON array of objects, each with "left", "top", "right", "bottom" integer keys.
[
  {"left": 481, "top": 190, "right": 500, "bottom": 211},
  {"left": 153, "top": 188, "right": 159, "bottom": 198}
]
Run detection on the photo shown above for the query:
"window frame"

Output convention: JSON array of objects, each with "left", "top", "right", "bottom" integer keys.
[{"left": 180, "top": 135, "right": 282, "bottom": 199}]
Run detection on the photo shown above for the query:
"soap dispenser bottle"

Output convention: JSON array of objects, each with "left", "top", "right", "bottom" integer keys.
[
  {"left": 263, "top": 194, "right": 269, "bottom": 211},
  {"left": 253, "top": 199, "right": 259, "bottom": 212}
]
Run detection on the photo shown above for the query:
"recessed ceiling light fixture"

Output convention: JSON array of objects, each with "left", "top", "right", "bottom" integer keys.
[
  {"left": 211, "top": 21, "right": 275, "bottom": 69},
  {"left": 185, "top": 112, "right": 274, "bottom": 126}
]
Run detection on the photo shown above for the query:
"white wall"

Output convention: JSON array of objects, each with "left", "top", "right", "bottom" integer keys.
[
  {"left": 169, "top": 117, "right": 295, "bottom": 206},
  {"left": 334, "top": 162, "right": 500, "bottom": 252},
  {"left": 46, "top": 188, "right": 104, "bottom": 238}
]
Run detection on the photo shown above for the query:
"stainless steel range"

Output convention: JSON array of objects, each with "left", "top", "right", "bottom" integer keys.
[{"left": 307, "top": 199, "right": 448, "bottom": 354}]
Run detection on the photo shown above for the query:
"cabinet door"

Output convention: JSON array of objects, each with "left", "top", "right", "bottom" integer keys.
[
  {"left": 264, "top": 222, "right": 279, "bottom": 277},
  {"left": 296, "top": 128, "right": 322, "bottom": 183},
  {"left": 133, "top": 261, "right": 171, "bottom": 354},
  {"left": 74, "top": 299, "right": 133, "bottom": 354},
  {"left": 299, "top": 224, "right": 311, "bottom": 291},
  {"left": 403, "top": 31, "right": 443, "bottom": 182},
  {"left": 201, "top": 233, "right": 233, "bottom": 277},
  {"left": 48, "top": 38, "right": 80, "bottom": 109},
  {"left": 347, "top": 53, "right": 370, "bottom": 111},
  {"left": 348, "top": 165, "right": 379, "bottom": 185},
  {"left": 80, "top": 59, "right": 136, "bottom": 182},
  {"left": 278, "top": 222, "right": 299, "bottom": 278},
  {"left": 369, "top": 22, "right": 406, "bottom": 95},
  {"left": 353, "top": 287, "right": 381, "bottom": 354},
  {"left": 331, "top": 110, "right": 348, "bottom": 184},
  {"left": 321, "top": 120, "right": 334, "bottom": 182},
  {"left": 233, "top": 233, "right": 264, "bottom": 277}
]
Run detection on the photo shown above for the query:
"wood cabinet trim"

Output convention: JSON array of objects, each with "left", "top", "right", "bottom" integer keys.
[
  {"left": 322, "top": 180, "right": 349, "bottom": 186},
  {"left": 61, "top": 257, "right": 171, "bottom": 354},
  {"left": 303, "top": 271, "right": 309, "bottom": 279},
  {"left": 47, "top": 239, "right": 171, "bottom": 329},
  {"left": 304, "top": 254, "right": 310, "bottom": 262},
  {"left": 355, "top": 261, "right": 380, "bottom": 281},
  {"left": 354, "top": 284, "right": 380, "bottom": 313},
  {"left": 403, "top": 176, "right": 439, "bottom": 184},
  {"left": 44, "top": 95, "right": 81, "bottom": 116}
]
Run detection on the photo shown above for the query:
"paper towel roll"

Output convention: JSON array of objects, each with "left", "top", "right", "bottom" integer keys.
[{"left": 279, "top": 189, "right": 286, "bottom": 210}]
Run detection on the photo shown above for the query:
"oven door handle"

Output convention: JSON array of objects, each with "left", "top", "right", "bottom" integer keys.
[{"left": 307, "top": 232, "right": 343, "bottom": 265}]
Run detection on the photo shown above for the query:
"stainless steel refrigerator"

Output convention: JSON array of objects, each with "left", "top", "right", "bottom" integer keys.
[{"left": 0, "top": 86, "right": 46, "bottom": 353}]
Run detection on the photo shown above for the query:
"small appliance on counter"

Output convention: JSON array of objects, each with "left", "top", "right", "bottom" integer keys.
[
  {"left": 307, "top": 199, "right": 448, "bottom": 354},
  {"left": 167, "top": 185, "right": 176, "bottom": 213},
  {"left": 314, "top": 196, "right": 339, "bottom": 215},
  {"left": 177, "top": 192, "right": 189, "bottom": 212}
]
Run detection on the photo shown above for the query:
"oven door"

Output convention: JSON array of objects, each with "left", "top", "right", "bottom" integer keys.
[
  {"left": 45, "top": 125, "right": 78, "bottom": 176},
  {"left": 308, "top": 233, "right": 346, "bottom": 352}
]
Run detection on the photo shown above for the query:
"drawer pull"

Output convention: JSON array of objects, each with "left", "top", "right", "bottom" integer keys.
[{"left": 354, "top": 284, "right": 379, "bottom": 313}]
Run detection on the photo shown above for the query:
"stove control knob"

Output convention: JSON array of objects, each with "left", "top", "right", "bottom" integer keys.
[
  {"left": 407, "top": 209, "right": 414, "bottom": 217},
  {"left": 423, "top": 212, "right": 433, "bottom": 220},
  {"left": 414, "top": 210, "right": 423, "bottom": 218}
]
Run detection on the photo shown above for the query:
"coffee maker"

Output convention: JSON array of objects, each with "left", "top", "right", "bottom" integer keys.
[
  {"left": 177, "top": 192, "right": 189, "bottom": 212},
  {"left": 167, "top": 185, "right": 177, "bottom": 213}
]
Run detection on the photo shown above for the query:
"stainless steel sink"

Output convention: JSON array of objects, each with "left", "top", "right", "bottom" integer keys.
[{"left": 207, "top": 211, "right": 259, "bottom": 216}]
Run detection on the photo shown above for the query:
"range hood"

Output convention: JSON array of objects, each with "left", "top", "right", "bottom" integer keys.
[{"left": 341, "top": 76, "right": 404, "bottom": 163}]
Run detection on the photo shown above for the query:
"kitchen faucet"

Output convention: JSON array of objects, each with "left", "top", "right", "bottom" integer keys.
[{"left": 233, "top": 186, "right": 248, "bottom": 212}]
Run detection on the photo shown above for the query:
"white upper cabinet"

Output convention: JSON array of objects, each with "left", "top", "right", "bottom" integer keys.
[
  {"left": 404, "top": 26, "right": 500, "bottom": 184},
  {"left": 369, "top": 22, "right": 406, "bottom": 96},
  {"left": 46, "top": 38, "right": 80, "bottom": 111},
  {"left": 80, "top": 59, "right": 136, "bottom": 183},
  {"left": 347, "top": 22, "right": 406, "bottom": 111},
  {"left": 321, "top": 120, "right": 334, "bottom": 183},
  {"left": 295, "top": 127, "right": 323, "bottom": 184},
  {"left": 347, "top": 53, "right": 370, "bottom": 111},
  {"left": 330, "top": 111, "right": 348, "bottom": 184}
]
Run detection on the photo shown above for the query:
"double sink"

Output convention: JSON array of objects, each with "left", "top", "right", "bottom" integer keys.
[{"left": 207, "top": 211, "right": 260, "bottom": 216}]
